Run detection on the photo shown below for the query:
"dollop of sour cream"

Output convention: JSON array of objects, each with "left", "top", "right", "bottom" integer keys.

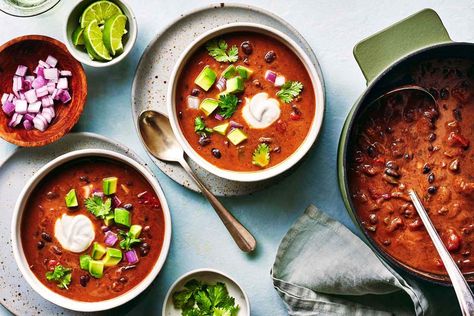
[
  {"left": 54, "top": 214, "right": 95, "bottom": 253},
  {"left": 242, "top": 92, "right": 281, "bottom": 129}
]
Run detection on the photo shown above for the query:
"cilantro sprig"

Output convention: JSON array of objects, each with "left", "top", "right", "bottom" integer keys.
[
  {"left": 46, "top": 265, "right": 72, "bottom": 289},
  {"left": 218, "top": 94, "right": 239, "bottom": 119},
  {"left": 173, "top": 279, "right": 239, "bottom": 316},
  {"left": 252, "top": 143, "right": 271, "bottom": 168},
  {"left": 206, "top": 39, "right": 238, "bottom": 63},
  {"left": 118, "top": 230, "right": 141, "bottom": 251},
  {"left": 194, "top": 117, "right": 213, "bottom": 137},
  {"left": 276, "top": 81, "right": 303, "bottom": 103},
  {"left": 84, "top": 196, "right": 111, "bottom": 219}
]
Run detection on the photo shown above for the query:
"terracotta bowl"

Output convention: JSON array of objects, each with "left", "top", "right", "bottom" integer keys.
[{"left": 0, "top": 35, "right": 87, "bottom": 147}]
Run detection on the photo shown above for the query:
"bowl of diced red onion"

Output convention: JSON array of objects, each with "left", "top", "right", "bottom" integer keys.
[{"left": 0, "top": 35, "right": 87, "bottom": 147}]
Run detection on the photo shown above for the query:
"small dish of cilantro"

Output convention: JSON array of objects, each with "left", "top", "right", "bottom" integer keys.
[{"left": 164, "top": 270, "right": 250, "bottom": 316}]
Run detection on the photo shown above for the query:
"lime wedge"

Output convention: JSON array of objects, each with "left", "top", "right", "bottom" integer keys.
[
  {"left": 83, "top": 19, "right": 112, "bottom": 61},
  {"left": 103, "top": 14, "right": 127, "bottom": 56},
  {"left": 80, "top": 0, "right": 122, "bottom": 28},
  {"left": 72, "top": 26, "right": 85, "bottom": 46}
]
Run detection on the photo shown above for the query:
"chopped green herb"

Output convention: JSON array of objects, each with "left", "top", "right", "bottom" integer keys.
[
  {"left": 194, "top": 117, "right": 213, "bottom": 136},
  {"left": 252, "top": 143, "right": 270, "bottom": 168},
  {"left": 276, "top": 80, "right": 303, "bottom": 103},
  {"left": 218, "top": 94, "right": 239, "bottom": 119},
  {"left": 84, "top": 196, "right": 111, "bottom": 219},
  {"left": 172, "top": 279, "right": 239, "bottom": 316},
  {"left": 46, "top": 265, "right": 72, "bottom": 289},
  {"left": 118, "top": 229, "right": 141, "bottom": 251},
  {"left": 206, "top": 39, "right": 238, "bottom": 63}
]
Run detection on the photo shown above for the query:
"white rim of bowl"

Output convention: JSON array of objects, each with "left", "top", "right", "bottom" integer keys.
[
  {"left": 162, "top": 268, "right": 250, "bottom": 316},
  {"left": 63, "top": 0, "right": 137, "bottom": 68},
  {"left": 167, "top": 22, "right": 325, "bottom": 182},
  {"left": 11, "top": 149, "right": 172, "bottom": 312}
]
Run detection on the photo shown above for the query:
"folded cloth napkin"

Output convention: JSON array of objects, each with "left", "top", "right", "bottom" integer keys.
[{"left": 271, "top": 205, "right": 430, "bottom": 316}]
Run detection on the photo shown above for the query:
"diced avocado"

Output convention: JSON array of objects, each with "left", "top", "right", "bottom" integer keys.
[
  {"left": 91, "top": 242, "right": 106, "bottom": 260},
  {"left": 236, "top": 65, "right": 253, "bottom": 80},
  {"left": 79, "top": 254, "right": 92, "bottom": 270},
  {"left": 221, "top": 65, "right": 236, "bottom": 79},
  {"left": 194, "top": 66, "right": 216, "bottom": 91},
  {"left": 65, "top": 189, "right": 78, "bottom": 208},
  {"left": 213, "top": 123, "right": 229, "bottom": 135},
  {"left": 129, "top": 225, "right": 142, "bottom": 239},
  {"left": 225, "top": 76, "right": 244, "bottom": 93},
  {"left": 88, "top": 260, "right": 104, "bottom": 278},
  {"left": 199, "top": 98, "right": 219, "bottom": 116},
  {"left": 227, "top": 128, "right": 248, "bottom": 145},
  {"left": 104, "top": 214, "right": 115, "bottom": 226},
  {"left": 114, "top": 208, "right": 131, "bottom": 227},
  {"left": 102, "top": 248, "right": 122, "bottom": 267},
  {"left": 103, "top": 177, "right": 118, "bottom": 195}
]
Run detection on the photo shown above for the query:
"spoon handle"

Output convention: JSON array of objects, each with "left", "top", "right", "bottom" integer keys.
[
  {"left": 409, "top": 190, "right": 474, "bottom": 316},
  {"left": 178, "top": 157, "right": 257, "bottom": 253}
]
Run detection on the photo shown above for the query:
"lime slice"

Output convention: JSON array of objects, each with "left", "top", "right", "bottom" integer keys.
[
  {"left": 103, "top": 14, "right": 127, "bottom": 56},
  {"left": 83, "top": 19, "right": 112, "bottom": 61},
  {"left": 72, "top": 26, "right": 85, "bottom": 46},
  {"left": 80, "top": 0, "right": 122, "bottom": 28}
]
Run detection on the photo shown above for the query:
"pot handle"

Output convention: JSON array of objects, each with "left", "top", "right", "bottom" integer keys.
[{"left": 353, "top": 9, "right": 451, "bottom": 84}]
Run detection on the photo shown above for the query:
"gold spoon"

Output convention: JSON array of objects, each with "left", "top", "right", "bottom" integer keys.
[{"left": 137, "top": 110, "right": 257, "bottom": 253}]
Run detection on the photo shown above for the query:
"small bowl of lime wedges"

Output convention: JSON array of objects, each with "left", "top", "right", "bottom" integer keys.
[{"left": 65, "top": 0, "right": 137, "bottom": 67}]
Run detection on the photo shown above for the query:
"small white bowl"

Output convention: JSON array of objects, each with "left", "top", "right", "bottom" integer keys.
[
  {"left": 162, "top": 268, "right": 250, "bottom": 316},
  {"left": 167, "top": 22, "right": 325, "bottom": 182},
  {"left": 64, "top": 0, "right": 137, "bottom": 67},
  {"left": 11, "top": 149, "right": 172, "bottom": 312}
]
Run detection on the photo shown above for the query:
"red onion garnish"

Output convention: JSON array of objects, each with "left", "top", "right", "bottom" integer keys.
[
  {"left": 125, "top": 249, "right": 139, "bottom": 264},
  {"left": 265, "top": 70, "right": 277, "bottom": 83},
  {"left": 214, "top": 113, "right": 224, "bottom": 121},
  {"left": 104, "top": 231, "right": 118, "bottom": 246}
]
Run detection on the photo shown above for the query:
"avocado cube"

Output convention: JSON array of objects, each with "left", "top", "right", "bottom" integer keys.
[
  {"left": 79, "top": 254, "right": 92, "bottom": 270},
  {"left": 103, "top": 177, "right": 118, "bottom": 195},
  {"left": 236, "top": 65, "right": 253, "bottom": 80},
  {"left": 91, "top": 242, "right": 106, "bottom": 260},
  {"left": 213, "top": 123, "right": 229, "bottom": 135},
  {"left": 199, "top": 98, "right": 219, "bottom": 116},
  {"left": 225, "top": 76, "right": 244, "bottom": 93},
  {"left": 104, "top": 214, "right": 115, "bottom": 226},
  {"left": 227, "top": 128, "right": 248, "bottom": 145},
  {"left": 114, "top": 208, "right": 131, "bottom": 227},
  {"left": 88, "top": 260, "right": 104, "bottom": 278},
  {"left": 221, "top": 65, "right": 236, "bottom": 79},
  {"left": 65, "top": 189, "right": 78, "bottom": 208},
  {"left": 102, "top": 248, "right": 122, "bottom": 267},
  {"left": 129, "top": 225, "right": 142, "bottom": 239},
  {"left": 194, "top": 66, "right": 216, "bottom": 91}
]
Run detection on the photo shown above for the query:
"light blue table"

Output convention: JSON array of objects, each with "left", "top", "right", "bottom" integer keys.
[{"left": 1, "top": 1, "right": 472, "bottom": 315}]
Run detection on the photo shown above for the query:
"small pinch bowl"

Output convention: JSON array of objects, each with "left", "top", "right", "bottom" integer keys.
[
  {"left": 65, "top": 0, "right": 138, "bottom": 68},
  {"left": 162, "top": 268, "right": 250, "bottom": 316},
  {"left": 167, "top": 22, "right": 325, "bottom": 183},
  {"left": 0, "top": 35, "right": 87, "bottom": 147},
  {"left": 11, "top": 149, "right": 172, "bottom": 312}
]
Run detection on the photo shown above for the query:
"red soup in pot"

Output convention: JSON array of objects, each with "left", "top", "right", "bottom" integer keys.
[
  {"left": 175, "top": 31, "right": 315, "bottom": 171},
  {"left": 21, "top": 158, "right": 165, "bottom": 302},
  {"left": 349, "top": 59, "right": 474, "bottom": 276}
]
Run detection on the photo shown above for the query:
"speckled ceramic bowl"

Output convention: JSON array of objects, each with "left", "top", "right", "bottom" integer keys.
[
  {"left": 167, "top": 22, "right": 325, "bottom": 183},
  {"left": 11, "top": 149, "right": 172, "bottom": 312}
]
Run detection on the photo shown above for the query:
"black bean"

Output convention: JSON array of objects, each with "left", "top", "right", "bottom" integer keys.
[
  {"left": 264, "top": 51, "right": 276, "bottom": 63},
  {"left": 453, "top": 107, "right": 462, "bottom": 121},
  {"left": 422, "top": 164, "right": 431, "bottom": 174},
  {"left": 143, "top": 226, "right": 150, "bottom": 233},
  {"left": 440, "top": 88, "right": 449, "bottom": 100},
  {"left": 79, "top": 274, "right": 90, "bottom": 287},
  {"left": 46, "top": 191, "right": 58, "bottom": 200},
  {"left": 211, "top": 148, "right": 221, "bottom": 159},
  {"left": 252, "top": 79, "right": 262, "bottom": 88},
  {"left": 37, "top": 241, "right": 45, "bottom": 250},
  {"left": 428, "top": 186, "right": 438, "bottom": 194},
  {"left": 384, "top": 168, "right": 400, "bottom": 178},
  {"left": 79, "top": 176, "right": 90, "bottom": 183},
  {"left": 367, "top": 145, "right": 376, "bottom": 158},
  {"left": 123, "top": 203, "right": 133, "bottom": 211},
  {"left": 240, "top": 41, "right": 253, "bottom": 55},
  {"left": 51, "top": 246, "right": 62, "bottom": 255},
  {"left": 198, "top": 136, "right": 211, "bottom": 146},
  {"left": 385, "top": 161, "right": 399, "bottom": 170},
  {"left": 428, "top": 173, "right": 435, "bottom": 184},
  {"left": 139, "top": 243, "right": 150, "bottom": 257},
  {"left": 178, "top": 111, "right": 183, "bottom": 119},
  {"left": 41, "top": 232, "right": 52, "bottom": 242},
  {"left": 191, "top": 89, "right": 200, "bottom": 97},
  {"left": 118, "top": 276, "right": 128, "bottom": 284},
  {"left": 428, "top": 133, "right": 436, "bottom": 142}
]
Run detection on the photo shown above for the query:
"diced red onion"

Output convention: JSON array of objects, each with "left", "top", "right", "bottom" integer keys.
[
  {"left": 125, "top": 249, "right": 139, "bottom": 264},
  {"left": 9, "top": 113, "right": 23, "bottom": 127},
  {"left": 274, "top": 75, "right": 286, "bottom": 87},
  {"left": 112, "top": 195, "right": 122, "bottom": 208},
  {"left": 42, "top": 111, "right": 53, "bottom": 123},
  {"left": 104, "top": 231, "right": 118, "bottom": 246},
  {"left": 27, "top": 101, "right": 41, "bottom": 113},
  {"left": 45, "top": 55, "right": 58, "bottom": 68},
  {"left": 92, "top": 190, "right": 104, "bottom": 198},
  {"left": 7, "top": 93, "right": 14, "bottom": 102},
  {"left": 42, "top": 106, "right": 55, "bottom": 117},
  {"left": 33, "top": 114, "right": 48, "bottom": 131},
  {"left": 24, "top": 113, "right": 36, "bottom": 121},
  {"left": 14, "top": 99, "right": 27, "bottom": 114},
  {"left": 25, "top": 75, "right": 35, "bottom": 83},
  {"left": 46, "top": 82, "right": 56, "bottom": 94},
  {"left": 35, "top": 85, "right": 48, "bottom": 98},
  {"left": 1, "top": 93, "right": 8, "bottom": 105},
  {"left": 59, "top": 90, "right": 71, "bottom": 104},
  {"left": 265, "top": 70, "right": 277, "bottom": 83},
  {"left": 24, "top": 89, "right": 37, "bottom": 103},
  {"left": 19, "top": 92, "right": 26, "bottom": 100},
  {"left": 32, "top": 76, "right": 47, "bottom": 89},
  {"left": 41, "top": 96, "right": 54, "bottom": 107},
  {"left": 2, "top": 101, "right": 15, "bottom": 116},
  {"left": 43, "top": 68, "right": 58, "bottom": 81},
  {"left": 23, "top": 80, "right": 31, "bottom": 91},
  {"left": 60, "top": 70, "right": 72, "bottom": 77},
  {"left": 187, "top": 95, "right": 200, "bottom": 109},
  {"left": 216, "top": 77, "right": 226, "bottom": 92},
  {"left": 214, "top": 113, "right": 224, "bottom": 121},
  {"left": 57, "top": 77, "right": 68, "bottom": 90},
  {"left": 15, "top": 65, "right": 27, "bottom": 77},
  {"left": 23, "top": 119, "right": 33, "bottom": 130},
  {"left": 13, "top": 76, "right": 23, "bottom": 92},
  {"left": 38, "top": 60, "right": 50, "bottom": 69},
  {"left": 230, "top": 120, "right": 244, "bottom": 128}
]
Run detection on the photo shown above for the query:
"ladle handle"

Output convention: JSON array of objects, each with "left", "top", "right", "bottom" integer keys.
[
  {"left": 178, "top": 157, "right": 257, "bottom": 253},
  {"left": 409, "top": 190, "right": 474, "bottom": 316}
]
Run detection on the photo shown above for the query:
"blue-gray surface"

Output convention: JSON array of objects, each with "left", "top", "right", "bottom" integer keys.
[{"left": 1, "top": 1, "right": 473, "bottom": 315}]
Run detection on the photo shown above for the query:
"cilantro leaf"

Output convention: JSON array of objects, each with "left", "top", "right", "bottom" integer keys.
[
  {"left": 118, "top": 230, "right": 142, "bottom": 251},
  {"left": 218, "top": 94, "right": 239, "bottom": 119},
  {"left": 207, "top": 282, "right": 227, "bottom": 308},
  {"left": 194, "top": 117, "right": 213, "bottom": 136},
  {"left": 84, "top": 196, "right": 111, "bottom": 219},
  {"left": 276, "top": 80, "right": 303, "bottom": 103},
  {"left": 46, "top": 265, "right": 72, "bottom": 289},
  {"left": 195, "top": 290, "right": 212, "bottom": 311},
  {"left": 206, "top": 39, "right": 238, "bottom": 63},
  {"left": 252, "top": 143, "right": 271, "bottom": 168}
]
